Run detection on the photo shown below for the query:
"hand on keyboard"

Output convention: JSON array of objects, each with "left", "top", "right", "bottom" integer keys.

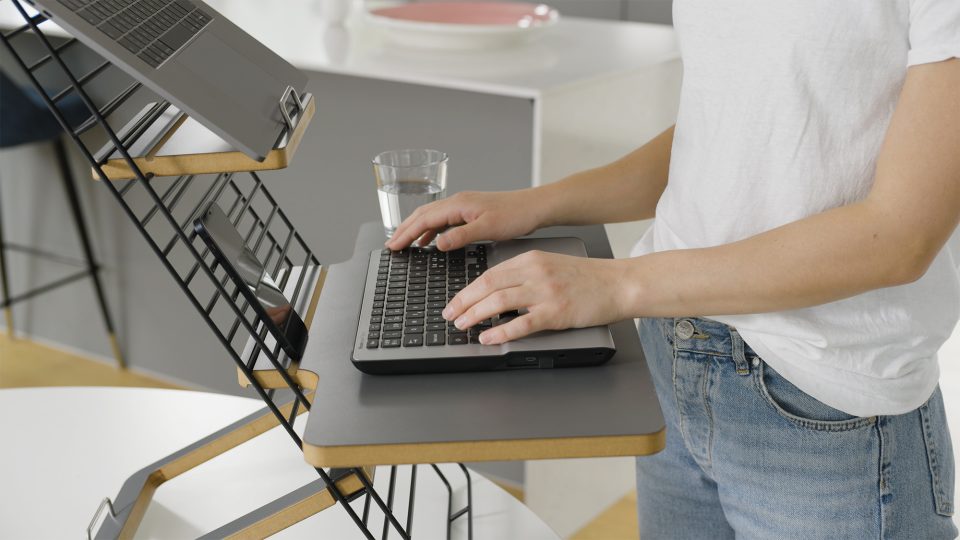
[
  {"left": 385, "top": 189, "right": 546, "bottom": 252},
  {"left": 442, "top": 250, "right": 632, "bottom": 345}
]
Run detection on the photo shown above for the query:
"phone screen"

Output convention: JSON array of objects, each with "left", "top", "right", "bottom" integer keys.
[{"left": 194, "top": 203, "right": 308, "bottom": 361}]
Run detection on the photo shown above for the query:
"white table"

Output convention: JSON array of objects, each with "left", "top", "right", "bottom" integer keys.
[{"left": 0, "top": 387, "right": 559, "bottom": 539}]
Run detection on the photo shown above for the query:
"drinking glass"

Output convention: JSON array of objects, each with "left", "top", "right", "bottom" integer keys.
[{"left": 373, "top": 149, "right": 448, "bottom": 239}]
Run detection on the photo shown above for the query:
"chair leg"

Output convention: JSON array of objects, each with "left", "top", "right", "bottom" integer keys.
[
  {"left": 52, "top": 138, "right": 126, "bottom": 368},
  {"left": 0, "top": 180, "right": 13, "bottom": 339}
]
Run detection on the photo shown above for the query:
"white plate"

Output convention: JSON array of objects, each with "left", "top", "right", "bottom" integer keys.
[{"left": 366, "top": 2, "right": 560, "bottom": 50}]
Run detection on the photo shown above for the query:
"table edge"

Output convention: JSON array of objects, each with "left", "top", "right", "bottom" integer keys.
[{"left": 301, "top": 428, "right": 665, "bottom": 468}]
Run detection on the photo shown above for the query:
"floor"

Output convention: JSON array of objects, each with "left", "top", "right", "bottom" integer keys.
[{"left": 0, "top": 332, "right": 638, "bottom": 539}]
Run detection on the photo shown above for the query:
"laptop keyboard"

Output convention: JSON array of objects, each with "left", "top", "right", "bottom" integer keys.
[
  {"left": 57, "top": 0, "right": 212, "bottom": 68},
  {"left": 366, "top": 245, "right": 491, "bottom": 349}
]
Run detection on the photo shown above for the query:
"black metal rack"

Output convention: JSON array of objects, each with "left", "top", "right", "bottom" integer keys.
[{"left": 1, "top": 1, "right": 473, "bottom": 537}]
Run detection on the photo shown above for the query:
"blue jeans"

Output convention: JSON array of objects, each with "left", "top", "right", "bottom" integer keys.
[{"left": 635, "top": 317, "right": 957, "bottom": 539}]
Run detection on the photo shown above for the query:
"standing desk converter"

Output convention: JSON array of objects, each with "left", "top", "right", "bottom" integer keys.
[{"left": 249, "top": 222, "right": 666, "bottom": 468}]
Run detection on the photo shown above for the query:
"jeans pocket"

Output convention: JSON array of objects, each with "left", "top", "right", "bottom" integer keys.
[
  {"left": 753, "top": 359, "right": 877, "bottom": 432},
  {"left": 920, "top": 387, "right": 955, "bottom": 517}
]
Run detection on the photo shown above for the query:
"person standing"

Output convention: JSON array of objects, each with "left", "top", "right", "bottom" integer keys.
[{"left": 387, "top": 1, "right": 960, "bottom": 537}]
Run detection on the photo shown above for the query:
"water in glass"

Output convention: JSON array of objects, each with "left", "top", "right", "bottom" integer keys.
[{"left": 378, "top": 179, "right": 446, "bottom": 237}]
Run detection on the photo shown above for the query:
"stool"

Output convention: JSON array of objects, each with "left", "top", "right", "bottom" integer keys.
[{"left": 0, "top": 70, "right": 125, "bottom": 368}]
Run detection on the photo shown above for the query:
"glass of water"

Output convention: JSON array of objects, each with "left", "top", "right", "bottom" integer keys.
[{"left": 373, "top": 149, "right": 448, "bottom": 239}]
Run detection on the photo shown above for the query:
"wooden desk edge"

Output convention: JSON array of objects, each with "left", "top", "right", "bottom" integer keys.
[{"left": 301, "top": 428, "right": 666, "bottom": 468}]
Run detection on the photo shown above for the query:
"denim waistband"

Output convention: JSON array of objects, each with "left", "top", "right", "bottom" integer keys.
[{"left": 657, "top": 317, "right": 759, "bottom": 375}]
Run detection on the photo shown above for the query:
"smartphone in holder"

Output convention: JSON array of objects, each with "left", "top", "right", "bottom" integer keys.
[{"left": 193, "top": 202, "right": 308, "bottom": 362}]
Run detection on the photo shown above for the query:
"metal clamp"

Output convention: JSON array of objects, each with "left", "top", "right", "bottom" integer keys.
[
  {"left": 86, "top": 497, "right": 117, "bottom": 540},
  {"left": 279, "top": 85, "right": 305, "bottom": 132}
]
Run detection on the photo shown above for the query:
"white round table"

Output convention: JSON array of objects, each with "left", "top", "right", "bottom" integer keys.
[{"left": 0, "top": 387, "right": 559, "bottom": 539}]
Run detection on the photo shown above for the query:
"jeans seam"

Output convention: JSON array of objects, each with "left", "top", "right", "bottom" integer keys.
[
  {"left": 671, "top": 320, "right": 690, "bottom": 453},
  {"left": 920, "top": 399, "right": 954, "bottom": 517},
  {"left": 702, "top": 358, "right": 716, "bottom": 474},
  {"left": 752, "top": 361, "right": 877, "bottom": 432},
  {"left": 877, "top": 417, "right": 887, "bottom": 540}
]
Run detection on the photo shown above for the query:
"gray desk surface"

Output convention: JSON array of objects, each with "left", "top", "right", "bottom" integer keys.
[{"left": 299, "top": 223, "right": 664, "bottom": 467}]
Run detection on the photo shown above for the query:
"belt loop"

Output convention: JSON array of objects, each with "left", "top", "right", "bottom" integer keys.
[{"left": 730, "top": 329, "right": 750, "bottom": 376}]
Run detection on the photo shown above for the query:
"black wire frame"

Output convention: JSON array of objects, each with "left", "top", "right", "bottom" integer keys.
[{"left": 1, "top": 2, "right": 473, "bottom": 538}]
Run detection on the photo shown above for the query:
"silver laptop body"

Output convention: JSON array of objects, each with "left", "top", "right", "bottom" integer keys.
[
  {"left": 352, "top": 237, "right": 616, "bottom": 374},
  {"left": 30, "top": 0, "right": 306, "bottom": 160}
]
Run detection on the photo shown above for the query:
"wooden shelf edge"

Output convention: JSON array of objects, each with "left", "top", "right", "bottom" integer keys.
[
  {"left": 302, "top": 429, "right": 667, "bottom": 468},
  {"left": 94, "top": 95, "right": 315, "bottom": 181}
]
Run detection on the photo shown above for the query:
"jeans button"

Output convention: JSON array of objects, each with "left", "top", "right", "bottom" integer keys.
[{"left": 676, "top": 319, "right": 695, "bottom": 340}]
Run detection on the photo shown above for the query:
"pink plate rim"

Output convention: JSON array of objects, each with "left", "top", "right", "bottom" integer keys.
[{"left": 369, "top": 2, "right": 559, "bottom": 28}]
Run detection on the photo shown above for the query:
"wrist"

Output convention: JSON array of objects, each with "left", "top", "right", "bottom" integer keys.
[
  {"left": 613, "top": 257, "right": 649, "bottom": 320},
  {"left": 528, "top": 181, "right": 570, "bottom": 229}
]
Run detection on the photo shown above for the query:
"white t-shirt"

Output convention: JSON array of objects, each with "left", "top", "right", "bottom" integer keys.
[{"left": 633, "top": 0, "right": 960, "bottom": 416}]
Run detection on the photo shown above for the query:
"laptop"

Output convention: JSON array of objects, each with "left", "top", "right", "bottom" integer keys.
[
  {"left": 350, "top": 237, "right": 617, "bottom": 374},
  {"left": 28, "top": 0, "right": 307, "bottom": 160},
  {"left": 195, "top": 203, "right": 616, "bottom": 375}
]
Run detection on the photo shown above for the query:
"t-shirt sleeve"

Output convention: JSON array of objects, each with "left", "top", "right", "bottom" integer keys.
[{"left": 908, "top": 0, "right": 960, "bottom": 66}]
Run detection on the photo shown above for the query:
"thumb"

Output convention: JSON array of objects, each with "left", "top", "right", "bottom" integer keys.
[{"left": 437, "top": 219, "right": 486, "bottom": 251}]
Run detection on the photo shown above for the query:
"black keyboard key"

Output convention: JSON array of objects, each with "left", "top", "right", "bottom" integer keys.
[
  {"left": 405, "top": 310, "right": 425, "bottom": 318},
  {"left": 386, "top": 295, "right": 405, "bottom": 303},
  {"left": 386, "top": 302, "right": 404, "bottom": 309},
  {"left": 383, "top": 323, "right": 402, "bottom": 332},
  {"left": 77, "top": 7, "right": 103, "bottom": 24},
  {"left": 403, "top": 335, "right": 424, "bottom": 347},
  {"left": 403, "top": 326, "right": 424, "bottom": 334},
  {"left": 382, "top": 331, "right": 402, "bottom": 339},
  {"left": 383, "top": 316, "right": 403, "bottom": 324},
  {"left": 426, "top": 316, "right": 446, "bottom": 324},
  {"left": 371, "top": 309, "right": 383, "bottom": 317},
  {"left": 99, "top": 20, "right": 124, "bottom": 39},
  {"left": 407, "top": 297, "right": 426, "bottom": 305},
  {"left": 158, "top": 21, "right": 197, "bottom": 50},
  {"left": 425, "top": 332, "right": 445, "bottom": 346},
  {"left": 386, "top": 308, "right": 404, "bottom": 316},
  {"left": 426, "top": 323, "right": 446, "bottom": 331},
  {"left": 368, "top": 324, "right": 381, "bottom": 332},
  {"left": 138, "top": 51, "right": 160, "bottom": 67},
  {"left": 428, "top": 295, "right": 445, "bottom": 303},
  {"left": 382, "top": 338, "right": 401, "bottom": 348},
  {"left": 427, "top": 302, "right": 445, "bottom": 309},
  {"left": 118, "top": 35, "right": 140, "bottom": 53},
  {"left": 406, "top": 290, "right": 426, "bottom": 298},
  {"left": 368, "top": 332, "right": 380, "bottom": 340},
  {"left": 367, "top": 339, "right": 379, "bottom": 349},
  {"left": 448, "top": 334, "right": 468, "bottom": 345}
]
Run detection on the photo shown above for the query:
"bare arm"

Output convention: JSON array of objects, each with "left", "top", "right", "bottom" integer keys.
[
  {"left": 623, "top": 58, "right": 960, "bottom": 318},
  {"left": 538, "top": 125, "right": 675, "bottom": 226},
  {"left": 386, "top": 126, "right": 674, "bottom": 250},
  {"left": 445, "top": 59, "right": 960, "bottom": 344}
]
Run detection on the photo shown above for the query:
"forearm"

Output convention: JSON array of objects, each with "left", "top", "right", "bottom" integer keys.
[
  {"left": 536, "top": 125, "right": 675, "bottom": 228},
  {"left": 622, "top": 60, "right": 960, "bottom": 319},
  {"left": 622, "top": 200, "right": 939, "bottom": 318}
]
